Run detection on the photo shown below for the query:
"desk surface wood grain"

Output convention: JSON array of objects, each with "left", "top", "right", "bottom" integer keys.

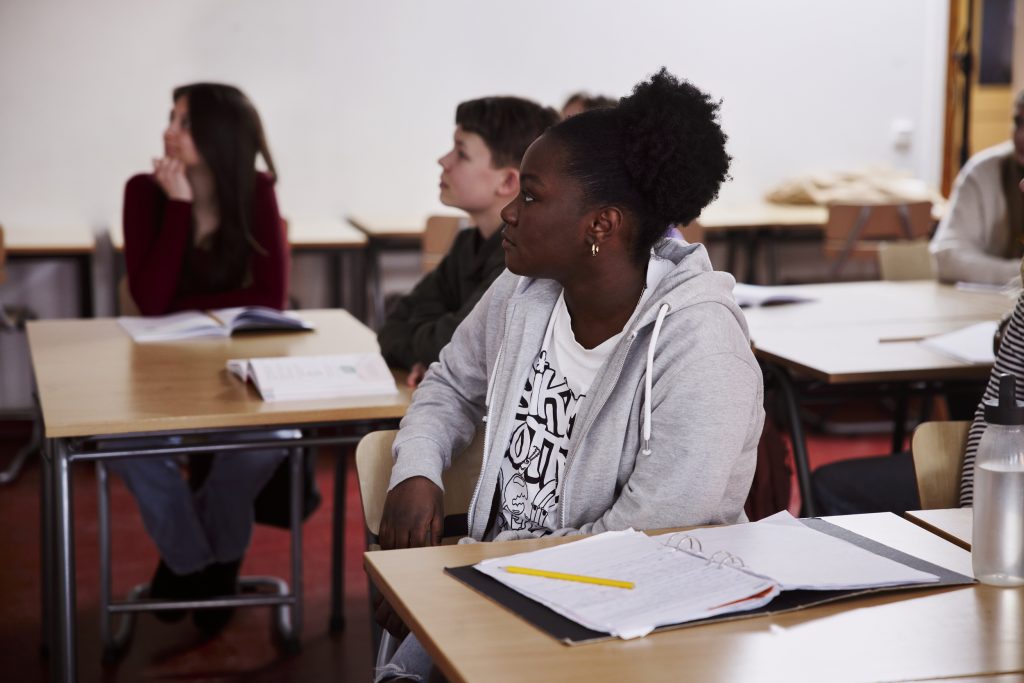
[
  {"left": 365, "top": 513, "right": 1022, "bottom": 683},
  {"left": 28, "top": 309, "right": 410, "bottom": 438}
]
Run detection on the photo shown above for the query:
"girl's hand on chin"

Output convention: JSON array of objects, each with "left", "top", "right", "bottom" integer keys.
[{"left": 152, "top": 157, "right": 193, "bottom": 202}]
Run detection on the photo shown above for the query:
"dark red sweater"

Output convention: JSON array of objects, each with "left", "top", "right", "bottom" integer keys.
[{"left": 122, "top": 172, "right": 289, "bottom": 315}]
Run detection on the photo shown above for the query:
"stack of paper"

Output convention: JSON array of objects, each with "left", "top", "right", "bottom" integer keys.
[
  {"left": 475, "top": 530, "right": 779, "bottom": 639},
  {"left": 474, "top": 512, "right": 939, "bottom": 640},
  {"left": 919, "top": 321, "right": 998, "bottom": 364}
]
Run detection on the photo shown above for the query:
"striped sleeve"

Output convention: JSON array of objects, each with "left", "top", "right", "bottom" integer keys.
[{"left": 959, "top": 292, "right": 1024, "bottom": 506}]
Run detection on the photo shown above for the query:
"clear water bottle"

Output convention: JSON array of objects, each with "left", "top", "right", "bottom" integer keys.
[{"left": 972, "top": 373, "right": 1024, "bottom": 586}]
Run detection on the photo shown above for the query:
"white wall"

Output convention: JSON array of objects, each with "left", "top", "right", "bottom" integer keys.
[{"left": 0, "top": 0, "right": 949, "bottom": 230}]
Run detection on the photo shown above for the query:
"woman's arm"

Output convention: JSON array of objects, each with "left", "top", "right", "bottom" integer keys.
[
  {"left": 123, "top": 174, "right": 193, "bottom": 316},
  {"left": 171, "top": 175, "right": 289, "bottom": 310}
]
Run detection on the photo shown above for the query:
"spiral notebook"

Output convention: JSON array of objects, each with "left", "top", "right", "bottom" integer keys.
[{"left": 446, "top": 513, "right": 974, "bottom": 645}]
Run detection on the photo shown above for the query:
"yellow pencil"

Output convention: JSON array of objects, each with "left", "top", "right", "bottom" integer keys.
[{"left": 504, "top": 565, "right": 634, "bottom": 589}]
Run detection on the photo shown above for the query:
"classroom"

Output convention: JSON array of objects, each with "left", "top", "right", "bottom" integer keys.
[{"left": 1, "top": 1, "right": 1022, "bottom": 681}]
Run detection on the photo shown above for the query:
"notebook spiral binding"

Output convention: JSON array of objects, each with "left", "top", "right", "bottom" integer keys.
[{"left": 663, "top": 533, "right": 746, "bottom": 570}]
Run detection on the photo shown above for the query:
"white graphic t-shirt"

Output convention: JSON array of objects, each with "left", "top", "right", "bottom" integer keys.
[{"left": 492, "top": 253, "right": 674, "bottom": 535}]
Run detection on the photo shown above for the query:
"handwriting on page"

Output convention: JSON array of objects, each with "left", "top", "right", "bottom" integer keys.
[{"left": 477, "top": 530, "right": 778, "bottom": 638}]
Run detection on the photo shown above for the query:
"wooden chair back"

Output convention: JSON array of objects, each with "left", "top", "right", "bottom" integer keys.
[
  {"left": 355, "top": 428, "right": 484, "bottom": 537},
  {"left": 877, "top": 239, "right": 935, "bottom": 281},
  {"left": 911, "top": 421, "right": 970, "bottom": 509},
  {"left": 421, "top": 216, "right": 465, "bottom": 273},
  {"left": 824, "top": 201, "right": 933, "bottom": 278}
]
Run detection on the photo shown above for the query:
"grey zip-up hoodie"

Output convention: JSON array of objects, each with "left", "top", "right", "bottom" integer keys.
[{"left": 389, "top": 239, "right": 764, "bottom": 541}]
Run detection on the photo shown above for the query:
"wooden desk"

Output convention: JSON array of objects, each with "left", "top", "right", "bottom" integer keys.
[
  {"left": 906, "top": 508, "right": 973, "bottom": 550},
  {"left": 693, "top": 202, "right": 945, "bottom": 284},
  {"left": 29, "top": 310, "right": 411, "bottom": 681},
  {"left": 346, "top": 214, "right": 463, "bottom": 327},
  {"left": 107, "top": 219, "right": 370, "bottom": 315},
  {"left": 2, "top": 222, "right": 96, "bottom": 316},
  {"left": 285, "top": 218, "right": 368, "bottom": 316},
  {"left": 743, "top": 282, "right": 1014, "bottom": 516},
  {"left": 365, "top": 513, "right": 1021, "bottom": 683}
]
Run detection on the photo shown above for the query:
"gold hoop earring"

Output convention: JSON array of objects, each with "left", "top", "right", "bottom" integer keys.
[{"left": 591, "top": 243, "right": 599, "bottom": 257}]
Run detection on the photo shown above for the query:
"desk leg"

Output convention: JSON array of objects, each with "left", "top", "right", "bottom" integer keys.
[
  {"left": 340, "top": 249, "right": 367, "bottom": 323},
  {"left": 763, "top": 364, "right": 816, "bottom": 517},
  {"left": 329, "top": 447, "right": 347, "bottom": 632},
  {"left": 288, "top": 445, "right": 304, "bottom": 647},
  {"left": 328, "top": 251, "right": 343, "bottom": 311},
  {"left": 39, "top": 437, "right": 54, "bottom": 660},
  {"left": 77, "top": 254, "right": 93, "bottom": 318},
  {"left": 52, "top": 438, "right": 78, "bottom": 682},
  {"left": 366, "top": 245, "right": 385, "bottom": 329},
  {"left": 744, "top": 230, "right": 761, "bottom": 284}
]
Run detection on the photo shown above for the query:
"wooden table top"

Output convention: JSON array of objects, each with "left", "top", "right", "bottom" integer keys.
[
  {"left": 2, "top": 222, "right": 95, "bottom": 255},
  {"left": 28, "top": 309, "right": 411, "bottom": 438},
  {"left": 108, "top": 218, "right": 368, "bottom": 251},
  {"left": 347, "top": 214, "right": 448, "bottom": 241},
  {"left": 743, "top": 281, "right": 1015, "bottom": 383},
  {"left": 695, "top": 201, "right": 945, "bottom": 232},
  {"left": 696, "top": 202, "right": 827, "bottom": 231},
  {"left": 286, "top": 218, "right": 367, "bottom": 250},
  {"left": 905, "top": 508, "right": 973, "bottom": 550},
  {"left": 365, "top": 513, "right": 1021, "bottom": 683}
]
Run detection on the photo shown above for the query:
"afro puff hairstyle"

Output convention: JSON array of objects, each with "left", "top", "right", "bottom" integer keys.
[{"left": 547, "top": 68, "right": 731, "bottom": 264}]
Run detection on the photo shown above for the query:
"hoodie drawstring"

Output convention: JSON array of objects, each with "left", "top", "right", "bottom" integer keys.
[{"left": 642, "top": 303, "right": 670, "bottom": 456}]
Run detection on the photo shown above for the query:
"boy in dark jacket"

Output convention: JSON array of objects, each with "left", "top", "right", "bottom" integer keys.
[{"left": 378, "top": 96, "right": 558, "bottom": 385}]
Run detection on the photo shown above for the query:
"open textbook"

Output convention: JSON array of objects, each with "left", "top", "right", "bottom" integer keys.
[
  {"left": 456, "top": 512, "right": 969, "bottom": 642},
  {"left": 227, "top": 353, "right": 398, "bottom": 402},
  {"left": 119, "top": 306, "right": 314, "bottom": 342}
]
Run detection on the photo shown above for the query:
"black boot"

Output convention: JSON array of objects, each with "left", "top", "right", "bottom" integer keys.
[
  {"left": 149, "top": 560, "right": 204, "bottom": 623},
  {"left": 192, "top": 559, "right": 242, "bottom": 635}
]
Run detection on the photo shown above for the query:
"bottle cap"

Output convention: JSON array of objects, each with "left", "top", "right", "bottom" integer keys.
[{"left": 983, "top": 373, "right": 1024, "bottom": 426}]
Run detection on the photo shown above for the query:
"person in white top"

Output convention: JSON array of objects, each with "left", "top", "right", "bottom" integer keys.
[{"left": 930, "top": 91, "right": 1024, "bottom": 286}]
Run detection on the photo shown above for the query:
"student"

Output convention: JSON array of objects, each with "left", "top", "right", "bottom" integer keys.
[
  {"left": 930, "top": 91, "right": 1024, "bottom": 286},
  {"left": 960, "top": 267, "right": 1024, "bottom": 505},
  {"left": 377, "top": 96, "right": 558, "bottom": 387},
  {"left": 109, "top": 83, "right": 289, "bottom": 634},
  {"left": 561, "top": 91, "right": 616, "bottom": 118},
  {"left": 373, "top": 68, "right": 763, "bottom": 680}
]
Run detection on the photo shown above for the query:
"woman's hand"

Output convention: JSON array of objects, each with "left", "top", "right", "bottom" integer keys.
[
  {"left": 372, "top": 592, "right": 409, "bottom": 640},
  {"left": 406, "top": 362, "right": 428, "bottom": 388},
  {"left": 152, "top": 157, "right": 193, "bottom": 202},
  {"left": 378, "top": 476, "right": 444, "bottom": 550}
]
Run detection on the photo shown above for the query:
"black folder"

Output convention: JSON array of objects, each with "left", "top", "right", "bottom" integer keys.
[{"left": 444, "top": 518, "right": 975, "bottom": 645}]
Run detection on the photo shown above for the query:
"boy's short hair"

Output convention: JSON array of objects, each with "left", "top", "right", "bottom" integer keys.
[{"left": 455, "top": 96, "right": 559, "bottom": 169}]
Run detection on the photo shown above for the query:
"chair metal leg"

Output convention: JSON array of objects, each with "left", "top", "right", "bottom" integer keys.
[{"left": 0, "top": 419, "right": 39, "bottom": 485}]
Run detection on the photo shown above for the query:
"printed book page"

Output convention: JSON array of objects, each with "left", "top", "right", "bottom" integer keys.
[
  {"left": 228, "top": 353, "right": 398, "bottom": 402},
  {"left": 475, "top": 529, "right": 779, "bottom": 639},
  {"left": 119, "top": 311, "right": 225, "bottom": 342},
  {"left": 671, "top": 511, "right": 938, "bottom": 590}
]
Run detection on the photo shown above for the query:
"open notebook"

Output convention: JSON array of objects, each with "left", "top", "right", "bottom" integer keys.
[
  {"left": 449, "top": 512, "right": 973, "bottom": 643},
  {"left": 119, "top": 306, "right": 314, "bottom": 342}
]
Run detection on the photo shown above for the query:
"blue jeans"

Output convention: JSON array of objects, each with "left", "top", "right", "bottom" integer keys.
[{"left": 107, "top": 433, "right": 292, "bottom": 575}]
